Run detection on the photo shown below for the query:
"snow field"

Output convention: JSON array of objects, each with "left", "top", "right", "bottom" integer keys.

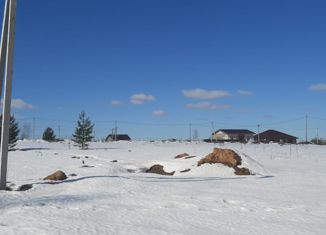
[{"left": 0, "top": 140, "right": 326, "bottom": 234}]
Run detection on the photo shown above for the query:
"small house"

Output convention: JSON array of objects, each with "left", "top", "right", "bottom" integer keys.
[
  {"left": 253, "top": 129, "right": 297, "bottom": 144},
  {"left": 105, "top": 134, "right": 131, "bottom": 142},
  {"left": 212, "top": 129, "right": 255, "bottom": 142}
]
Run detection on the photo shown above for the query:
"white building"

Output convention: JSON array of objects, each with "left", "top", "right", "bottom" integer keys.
[{"left": 212, "top": 129, "right": 255, "bottom": 142}]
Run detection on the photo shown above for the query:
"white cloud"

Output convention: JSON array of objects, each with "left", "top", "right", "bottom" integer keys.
[
  {"left": 12, "top": 99, "right": 34, "bottom": 109},
  {"left": 186, "top": 102, "right": 231, "bottom": 110},
  {"left": 111, "top": 100, "right": 123, "bottom": 106},
  {"left": 238, "top": 89, "right": 253, "bottom": 96},
  {"left": 309, "top": 83, "right": 326, "bottom": 91},
  {"left": 152, "top": 110, "right": 167, "bottom": 117},
  {"left": 130, "top": 93, "right": 155, "bottom": 104},
  {"left": 182, "top": 88, "right": 231, "bottom": 99},
  {"left": 1, "top": 98, "right": 34, "bottom": 110}
]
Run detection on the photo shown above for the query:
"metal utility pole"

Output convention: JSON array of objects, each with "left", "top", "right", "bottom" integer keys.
[
  {"left": 257, "top": 124, "right": 260, "bottom": 143},
  {"left": 189, "top": 123, "right": 192, "bottom": 142},
  {"left": 32, "top": 117, "right": 35, "bottom": 139},
  {"left": 58, "top": 122, "right": 61, "bottom": 139},
  {"left": 0, "top": 0, "right": 17, "bottom": 190},
  {"left": 305, "top": 115, "right": 308, "bottom": 143},
  {"left": 210, "top": 121, "right": 214, "bottom": 143},
  {"left": 114, "top": 120, "right": 117, "bottom": 141},
  {"left": 316, "top": 128, "right": 319, "bottom": 145}
]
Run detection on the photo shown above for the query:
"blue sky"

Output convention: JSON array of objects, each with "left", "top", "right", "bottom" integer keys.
[{"left": 1, "top": 0, "right": 326, "bottom": 140}]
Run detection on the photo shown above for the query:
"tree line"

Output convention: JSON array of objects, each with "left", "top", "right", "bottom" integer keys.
[
  {"left": 2, "top": 111, "right": 94, "bottom": 150},
  {"left": 3, "top": 111, "right": 326, "bottom": 150}
]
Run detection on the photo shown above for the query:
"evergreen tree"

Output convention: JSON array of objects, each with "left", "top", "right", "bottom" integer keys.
[
  {"left": 0, "top": 114, "right": 20, "bottom": 149},
  {"left": 72, "top": 111, "right": 94, "bottom": 149},
  {"left": 42, "top": 127, "right": 56, "bottom": 142}
]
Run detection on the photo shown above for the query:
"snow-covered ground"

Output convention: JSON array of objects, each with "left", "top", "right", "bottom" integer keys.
[{"left": 1, "top": 140, "right": 326, "bottom": 234}]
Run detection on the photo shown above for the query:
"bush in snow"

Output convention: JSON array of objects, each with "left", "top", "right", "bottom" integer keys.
[
  {"left": 72, "top": 111, "right": 94, "bottom": 150},
  {"left": 42, "top": 127, "right": 56, "bottom": 142},
  {"left": 0, "top": 114, "right": 20, "bottom": 149}
]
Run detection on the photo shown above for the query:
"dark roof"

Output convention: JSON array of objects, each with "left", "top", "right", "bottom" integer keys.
[
  {"left": 105, "top": 134, "right": 131, "bottom": 141},
  {"left": 253, "top": 129, "right": 297, "bottom": 141},
  {"left": 214, "top": 129, "right": 255, "bottom": 135}
]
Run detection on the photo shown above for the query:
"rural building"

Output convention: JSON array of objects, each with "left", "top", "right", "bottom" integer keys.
[
  {"left": 253, "top": 129, "right": 297, "bottom": 144},
  {"left": 211, "top": 129, "right": 255, "bottom": 142},
  {"left": 105, "top": 134, "right": 131, "bottom": 142}
]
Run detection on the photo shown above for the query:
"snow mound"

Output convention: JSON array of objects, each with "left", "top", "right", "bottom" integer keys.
[
  {"left": 235, "top": 151, "right": 268, "bottom": 176},
  {"left": 137, "top": 147, "right": 267, "bottom": 178}
]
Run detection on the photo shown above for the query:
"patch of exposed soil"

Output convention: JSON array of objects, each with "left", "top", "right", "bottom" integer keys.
[
  {"left": 146, "top": 164, "right": 175, "bottom": 175},
  {"left": 198, "top": 148, "right": 253, "bottom": 175}
]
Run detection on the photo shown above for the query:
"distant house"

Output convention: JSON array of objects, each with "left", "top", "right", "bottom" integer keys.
[
  {"left": 253, "top": 130, "right": 297, "bottom": 144},
  {"left": 212, "top": 129, "right": 255, "bottom": 142},
  {"left": 105, "top": 134, "right": 131, "bottom": 142}
]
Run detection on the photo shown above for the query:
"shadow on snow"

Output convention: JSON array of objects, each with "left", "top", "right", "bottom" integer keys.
[{"left": 36, "top": 174, "right": 274, "bottom": 185}]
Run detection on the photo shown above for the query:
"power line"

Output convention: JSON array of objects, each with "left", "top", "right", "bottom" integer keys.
[
  {"left": 261, "top": 116, "right": 306, "bottom": 127},
  {"left": 9, "top": 114, "right": 326, "bottom": 140},
  {"left": 309, "top": 116, "right": 326, "bottom": 121}
]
